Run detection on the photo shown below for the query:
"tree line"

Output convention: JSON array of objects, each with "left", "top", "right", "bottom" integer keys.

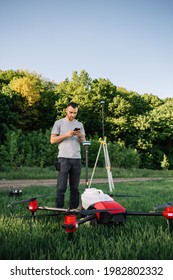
[{"left": 0, "top": 69, "right": 173, "bottom": 170}]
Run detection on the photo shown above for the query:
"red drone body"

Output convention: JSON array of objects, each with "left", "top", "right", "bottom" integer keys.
[{"left": 93, "top": 200, "right": 126, "bottom": 224}]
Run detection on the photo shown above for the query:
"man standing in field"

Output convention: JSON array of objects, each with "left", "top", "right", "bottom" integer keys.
[{"left": 50, "top": 102, "right": 85, "bottom": 209}]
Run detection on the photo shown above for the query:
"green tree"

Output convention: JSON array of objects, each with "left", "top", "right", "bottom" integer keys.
[
  {"left": 161, "top": 154, "right": 170, "bottom": 170},
  {"left": 0, "top": 93, "right": 16, "bottom": 142},
  {"left": 0, "top": 70, "right": 58, "bottom": 133},
  {"left": 149, "top": 100, "right": 173, "bottom": 168},
  {"left": 9, "top": 71, "right": 43, "bottom": 105},
  {"left": 54, "top": 71, "right": 117, "bottom": 138}
]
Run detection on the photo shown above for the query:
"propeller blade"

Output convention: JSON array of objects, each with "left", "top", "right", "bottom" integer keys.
[
  {"left": 109, "top": 194, "right": 141, "bottom": 198},
  {"left": 154, "top": 201, "right": 173, "bottom": 210},
  {"left": 8, "top": 197, "right": 38, "bottom": 207},
  {"left": 8, "top": 193, "right": 55, "bottom": 207}
]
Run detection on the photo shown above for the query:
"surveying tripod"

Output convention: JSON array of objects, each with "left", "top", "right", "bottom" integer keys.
[
  {"left": 88, "top": 137, "right": 115, "bottom": 192},
  {"left": 88, "top": 101, "right": 115, "bottom": 192}
]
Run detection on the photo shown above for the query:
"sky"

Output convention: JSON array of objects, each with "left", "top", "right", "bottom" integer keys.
[{"left": 1, "top": 0, "right": 173, "bottom": 99}]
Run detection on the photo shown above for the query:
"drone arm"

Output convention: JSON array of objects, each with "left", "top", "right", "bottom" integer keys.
[
  {"left": 126, "top": 206, "right": 173, "bottom": 220},
  {"left": 77, "top": 214, "right": 96, "bottom": 225},
  {"left": 125, "top": 211, "right": 163, "bottom": 217},
  {"left": 37, "top": 206, "right": 68, "bottom": 212}
]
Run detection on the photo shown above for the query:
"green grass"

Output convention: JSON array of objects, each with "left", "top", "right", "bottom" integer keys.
[
  {"left": 0, "top": 179, "right": 173, "bottom": 260},
  {"left": 1, "top": 166, "right": 173, "bottom": 180}
]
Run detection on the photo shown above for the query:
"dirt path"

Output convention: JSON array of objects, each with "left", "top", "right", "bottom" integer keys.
[{"left": 0, "top": 177, "right": 166, "bottom": 189}]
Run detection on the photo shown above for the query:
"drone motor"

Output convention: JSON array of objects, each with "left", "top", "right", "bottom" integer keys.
[
  {"left": 62, "top": 214, "right": 78, "bottom": 233},
  {"left": 28, "top": 199, "right": 39, "bottom": 214},
  {"left": 162, "top": 206, "right": 173, "bottom": 220}
]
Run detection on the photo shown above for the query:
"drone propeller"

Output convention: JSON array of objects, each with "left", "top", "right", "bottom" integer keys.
[
  {"left": 154, "top": 201, "right": 173, "bottom": 210},
  {"left": 7, "top": 192, "right": 55, "bottom": 207},
  {"left": 8, "top": 197, "right": 38, "bottom": 207},
  {"left": 109, "top": 194, "right": 141, "bottom": 198}
]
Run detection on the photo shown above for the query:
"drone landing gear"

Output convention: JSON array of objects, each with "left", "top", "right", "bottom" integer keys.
[
  {"left": 67, "top": 232, "right": 74, "bottom": 241},
  {"left": 113, "top": 214, "right": 125, "bottom": 225},
  {"left": 90, "top": 218, "right": 98, "bottom": 227},
  {"left": 168, "top": 219, "right": 173, "bottom": 233}
]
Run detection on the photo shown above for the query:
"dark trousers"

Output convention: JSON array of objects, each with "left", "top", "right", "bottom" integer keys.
[{"left": 56, "top": 157, "right": 81, "bottom": 208}]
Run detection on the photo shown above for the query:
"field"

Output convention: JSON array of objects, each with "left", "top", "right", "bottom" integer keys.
[{"left": 1, "top": 175, "right": 173, "bottom": 260}]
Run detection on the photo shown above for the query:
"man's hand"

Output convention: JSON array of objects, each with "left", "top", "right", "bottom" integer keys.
[
  {"left": 50, "top": 129, "right": 85, "bottom": 144},
  {"left": 73, "top": 129, "right": 81, "bottom": 137}
]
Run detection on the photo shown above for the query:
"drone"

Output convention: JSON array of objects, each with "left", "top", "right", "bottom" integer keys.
[
  {"left": 7, "top": 101, "right": 173, "bottom": 237},
  {"left": 8, "top": 184, "right": 173, "bottom": 237}
]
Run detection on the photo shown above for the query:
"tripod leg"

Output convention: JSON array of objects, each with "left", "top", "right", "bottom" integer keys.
[
  {"left": 103, "top": 143, "right": 115, "bottom": 192},
  {"left": 88, "top": 143, "right": 102, "bottom": 188}
]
